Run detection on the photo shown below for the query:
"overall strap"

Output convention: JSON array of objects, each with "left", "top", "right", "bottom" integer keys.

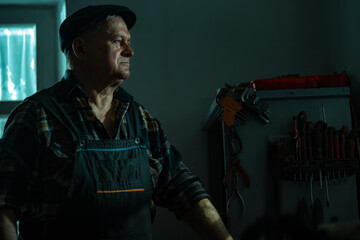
[
  {"left": 126, "top": 100, "right": 142, "bottom": 139},
  {"left": 29, "top": 90, "right": 83, "bottom": 141}
]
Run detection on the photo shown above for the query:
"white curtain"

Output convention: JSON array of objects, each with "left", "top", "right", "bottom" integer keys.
[{"left": 0, "top": 25, "right": 36, "bottom": 101}]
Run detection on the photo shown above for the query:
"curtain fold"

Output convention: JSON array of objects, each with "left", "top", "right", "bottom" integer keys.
[{"left": 0, "top": 25, "right": 36, "bottom": 101}]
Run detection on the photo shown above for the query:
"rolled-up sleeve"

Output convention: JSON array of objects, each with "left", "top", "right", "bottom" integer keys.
[
  {"left": 139, "top": 105, "right": 210, "bottom": 218},
  {"left": 0, "top": 101, "right": 40, "bottom": 217},
  {"left": 153, "top": 157, "right": 210, "bottom": 219}
]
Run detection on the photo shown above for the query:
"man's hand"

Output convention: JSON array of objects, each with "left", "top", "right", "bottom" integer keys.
[
  {"left": 182, "top": 198, "right": 233, "bottom": 240},
  {"left": 318, "top": 221, "right": 360, "bottom": 240},
  {"left": 0, "top": 208, "right": 17, "bottom": 240}
]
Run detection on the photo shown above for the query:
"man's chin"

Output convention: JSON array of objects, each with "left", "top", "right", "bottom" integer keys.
[{"left": 116, "top": 70, "right": 130, "bottom": 81}]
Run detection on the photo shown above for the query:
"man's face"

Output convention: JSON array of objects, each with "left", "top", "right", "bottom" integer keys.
[{"left": 83, "top": 16, "right": 134, "bottom": 83}]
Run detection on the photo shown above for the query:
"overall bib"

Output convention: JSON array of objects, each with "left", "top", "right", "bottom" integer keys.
[{"left": 20, "top": 91, "right": 153, "bottom": 240}]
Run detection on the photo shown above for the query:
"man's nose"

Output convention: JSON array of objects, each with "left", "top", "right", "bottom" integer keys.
[{"left": 122, "top": 43, "right": 134, "bottom": 57}]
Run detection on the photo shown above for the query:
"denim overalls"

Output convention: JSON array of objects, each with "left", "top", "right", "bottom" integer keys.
[{"left": 20, "top": 90, "right": 153, "bottom": 240}]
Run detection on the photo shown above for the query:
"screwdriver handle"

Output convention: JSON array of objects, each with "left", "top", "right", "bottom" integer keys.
[
  {"left": 323, "top": 123, "right": 329, "bottom": 160},
  {"left": 298, "top": 111, "right": 307, "bottom": 161},
  {"left": 340, "top": 125, "right": 348, "bottom": 159},
  {"left": 347, "top": 139, "right": 356, "bottom": 159},
  {"left": 334, "top": 131, "right": 340, "bottom": 160},
  {"left": 306, "top": 122, "right": 314, "bottom": 161},
  {"left": 292, "top": 116, "right": 299, "bottom": 162},
  {"left": 327, "top": 127, "right": 335, "bottom": 160},
  {"left": 312, "top": 124, "right": 323, "bottom": 160},
  {"left": 346, "top": 128, "right": 357, "bottom": 159}
]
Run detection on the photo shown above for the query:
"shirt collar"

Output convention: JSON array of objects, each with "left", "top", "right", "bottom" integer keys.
[{"left": 62, "top": 70, "right": 134, "bottom": 103}]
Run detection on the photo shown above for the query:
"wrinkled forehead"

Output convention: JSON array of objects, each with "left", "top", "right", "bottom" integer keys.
[{"left": 93, "top": 16, "right": 131, "bottom": 38}]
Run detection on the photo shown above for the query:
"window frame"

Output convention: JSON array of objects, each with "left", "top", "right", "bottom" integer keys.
[{"left": 0, "top": 4, "right": 61, "bottom": 115}]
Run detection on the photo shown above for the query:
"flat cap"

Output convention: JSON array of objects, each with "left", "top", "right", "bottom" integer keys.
[{"left": 59, "top": 5, "right": 136, "bottom": 53}]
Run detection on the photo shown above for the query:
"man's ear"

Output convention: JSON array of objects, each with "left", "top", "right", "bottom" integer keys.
[{"left": 72, "top": 37, "right": 87, "bottom": 59}]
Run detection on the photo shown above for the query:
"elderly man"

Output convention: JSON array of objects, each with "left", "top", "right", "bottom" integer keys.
[{"left": 0, "top": 5, "right": 232, "bottom": 240}]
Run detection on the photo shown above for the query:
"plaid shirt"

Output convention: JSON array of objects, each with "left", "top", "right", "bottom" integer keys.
[{"left": 0, "top": 70, "right": 209, "bottom": 225}]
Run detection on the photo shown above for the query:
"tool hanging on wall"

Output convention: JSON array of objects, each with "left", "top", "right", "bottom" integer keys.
[
  {"left": 224, "top": 126, "right": 249, "bottom": 223},
  {"left": 279, "top": 107, "right": 359, "bottom": 208},
  {"left": 216, "top": 84, "right": 271, "bottom": 127}
]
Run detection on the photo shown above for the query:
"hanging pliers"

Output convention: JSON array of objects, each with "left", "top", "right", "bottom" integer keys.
[{"left": 224, "top": 126, "right": 249, "bottom": 219}]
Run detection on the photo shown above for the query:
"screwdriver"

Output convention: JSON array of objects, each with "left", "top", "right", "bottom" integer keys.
[
  {"left": 292, "top": 116, "right": 299, "bottom": 183},
  {"left": 347, "top": 128, "right": 357, "bottom": 160},
  {"left": 313, "top": 121, "right": 324, "bottom": 188},
  {"left": 306, "top": 121, "right": 314, "bottom": 183},
  {"left": 340, "top": 125, "right": 348, "bottom": 183},
  {"left": 298, "top": 111, "right": 308, "bottom": 183},
  {"left": 306, "top": 122, "right": 314, "bottom": 160},
  {"left": 327, "top": 127, "right": 336, "bottom": 183},
  {"left": 340, "top": 125, "right": 348, "bottom": 159},
  {"left": 334, "top": 130, "right": 341, "bottom": 183},
  {"left": 321, "top": 105, "right": 329, "bottom": 203},
  {"left": 298, "top": 111, "right": 307, "bottom": 162}
]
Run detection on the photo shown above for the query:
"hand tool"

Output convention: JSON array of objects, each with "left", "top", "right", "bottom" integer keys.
[
  {"left": 217, "top": 95, "right": 246, "bottom": 127},
  {"left": 340, "top": 125, "right": 348, "bottom": 183},
  {"left": 334, "top": 131, "right": 340, "bottom": 160},
  {"left": 313, "top": 121, "right": 324, "bottom": 188},
  {"left": 340, "top": 125, "right": 348, "bottom": 159},
  {"left": 328, "top": 127, "right": 335, "bottom": 160},
  {"left": 325, "top": 174, "right": 330, "bottom": 207},
  {"left": 224, "top": 127, "right": 250, "bottom": 187},
  {"left": 346, "top": 128, "right": 358, "bottom": 159},
  {"left": 297, "top": 111, "right": 307, "bottom": 162},
  {"left": 334, "top": 130, "right": 341, "bottom": 183},
  {"left": 313, "top": 122, "right": 323, "bottom": 160},
  {"left": 224, "top": 126, "right": 248, "bottom": 220},
  {"left": 292, "top": 116, "right": 299, "bottom": 159},
  {"left": 292, "top": 116, "right": 299, "bottom": 155},
  {"left": 292, "top": 116, "right": 299, "bottom": 182},
  {"left": 328, "top": 126, "right": 336, "bottom": 183},
  {"left": 306, "top": 122, "right": 314, "bottom": 161},
  {"left": 298, "top": 111, "right": 307, "bottom": 183},
  {"left": 240, "top": 87, "right": 271, "bottom": 124},
  {"left": 305, "top": 121, "right": 314, "bottom": 183},
  {"left": 321, "top": 105, "right": 329, "bottom": 197},
  {"left": 226, "top": 171, "right": 246, "bottom": 220},
  {"left": 309, "top": 172, "right": 314, "bottom": 208},
  {"left": 321, "top": 104, "right": 329, "bottom": 160}
]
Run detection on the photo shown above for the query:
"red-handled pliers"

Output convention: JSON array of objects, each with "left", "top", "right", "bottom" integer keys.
[{"left": 224, "top": 127, "right": 250, "bottom": 187}]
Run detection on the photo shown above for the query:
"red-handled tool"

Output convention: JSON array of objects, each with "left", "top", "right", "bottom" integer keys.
[
  {"left": 314, "top": 121, "right": 324, "bottom": 189},
  {"left": 306, "top": 122, "right": 314, "bottom": 161},
  {"left": 224, "top": 126, "right": 249, "bottom": 219},
  {"left": 327, "top": 127, "right": 336, "bottom": 183},
  {"left": 292, "top": 116, "right": 299, "bottom": 182},
  {"left": 340, "top": 125, "right": 348, "bottom": 159},
  {"left": 298, "top": 111, "right": 307, "bottom": 162},
  {"left": 334, "top": 131, "right": 340, "bottom": 160},
  {"left": 334, "top": 130, "right": 342, "bottom": 183}
]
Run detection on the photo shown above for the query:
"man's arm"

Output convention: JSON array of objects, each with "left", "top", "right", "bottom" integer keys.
[
  {"left": 0, "top": 208, "right": 17, "bottom": 240},
  {"left": 181, "top": 198, "right": 233, "bottom": 240}
]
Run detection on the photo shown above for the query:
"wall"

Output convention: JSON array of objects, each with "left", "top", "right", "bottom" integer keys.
[
  {"left": 63, "top": 0, "right": 360, "bottom": 239},
  {"left": 325, "top": 0, "right": 360, "bottom": 123}
]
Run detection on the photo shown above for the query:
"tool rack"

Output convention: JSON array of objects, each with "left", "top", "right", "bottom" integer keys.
[
  {"left": 280, "top": 159, "right": 359, "bottom": 181},
  {"left": 203, "top": 84, "right": 360, "bottom": 240}
]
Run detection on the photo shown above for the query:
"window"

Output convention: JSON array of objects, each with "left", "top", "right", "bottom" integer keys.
[
  {"left": 0, "top": 4, "right": 64, "bottom": 138},
  {"left": 0, "top": 25, "right": 37, "bottom": 137},
  {"left": 0, "top": 25, "right": 37, "bottom": 101}
]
